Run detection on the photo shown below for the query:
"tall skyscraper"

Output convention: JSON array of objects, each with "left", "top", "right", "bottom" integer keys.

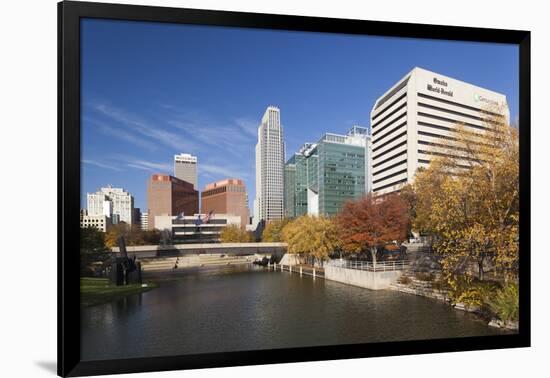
[
  {"left": 147, "top": 174, "right": 199, "bottom": 230},
  {"left": 284, "top": 126, "right": 371, "bottom": 217},
  {"left": 87, "top": 186, "right": 134, "bottom": 224},
  {"left": 370, "top": 67, "right": 509, "bottom": 195},
  {"left": 201, "top": 178, "right": 249, "bottom": 228},
  {"left": 253, "top": 106, "right": 285, "bottom": 226},
  {"left": 174, "top": 153, "right": 198, "bottom": 189}
]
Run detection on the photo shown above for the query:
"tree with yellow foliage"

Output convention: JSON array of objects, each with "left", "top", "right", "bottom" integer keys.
[
  {"left": 413, "top": 105, "right": 519, "bottom": 281},
  {"left": 105, "top": 223, "right": 161, "bottom": 248},
  {"left": 281, "top": 215, "right": 340, "bottom": 265},
  {"left": 261, "top": 218, "right": 290, "bottom": 242},
  {"left": 220, "top": 224, "right": 252, "bottom": 243}
]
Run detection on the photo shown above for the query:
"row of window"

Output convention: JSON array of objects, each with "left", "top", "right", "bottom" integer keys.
[
  {"left": 373, "top": 140, "right": 407, "bottom": 161},
  {"left": 417, "top": 92, "right": 504, "bottom": 118},
  {"left": 417, "top": 149, "right": 479, "bottom": 162},
  {"left": 373, "top": 118, "right": 407, "bottom": 145},
  {"left": 417, "top": 158, "right": 471, "bottom": 170},
  {"left": 373, "top": 178, "right": 408, "bottom": 192},
  {"left": 372, "top": 168, "right": 408, "bottom": 185},
  {"left": 372, "top": 92, "right": 407, "bottom": 121},
  {"left": 372, "top": 130, "right": 407, "bottom": 154},
  {"left": 374, "top": 77, "right": 409, "bottom": 110},
  {"left": 418, "top": 111, "right": 491, "bottom": 132},
  {"left": 418, "top": 101, "right": 491, "bottom": 123},
  {"left": 373, "top": 148, "right": 407, "bottom": 168},
  {"left": 373, "top": 114, "right": 407, "bottom": 138},
  {"left": 373, "top": 158, "right": 408, "bottom": 178},
  {"left": 418, "top": 139, "right": 474, "bottom": 154},
  {"left": 372, "top": 102, "right": 408, "bottom": 130}
]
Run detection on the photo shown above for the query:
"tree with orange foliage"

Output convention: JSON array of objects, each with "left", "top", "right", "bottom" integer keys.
[{"left": 337, "top": 193, "right": 409, "bottom": 265}]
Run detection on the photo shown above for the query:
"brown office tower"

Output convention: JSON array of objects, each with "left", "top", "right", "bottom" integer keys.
[
  {"left": 201, "top": 178, "right": 249, "bottom": 228},
  {"left": 147, "top": 174, "right": 199, "bottom": 230}
]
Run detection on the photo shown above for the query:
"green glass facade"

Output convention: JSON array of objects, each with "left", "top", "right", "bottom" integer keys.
[
  {"left": 284, "top": 153, "right": 309, "bottom": 217},
  {"left": 317, "top": 141, "right": 366, "bottom": 215},
  {"left": 295, "top": 153, "right": 310, "bottom": 216},
  {"left": 284, "top": 162, "right": 296, "bottom": 218},
  {"left": 284, "top": 133, "right": 367, "bottom": 217}
]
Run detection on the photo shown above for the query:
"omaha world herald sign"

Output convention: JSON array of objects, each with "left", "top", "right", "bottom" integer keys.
[{"left": 427, "top": 77, "right": 454, "bottom": 97}]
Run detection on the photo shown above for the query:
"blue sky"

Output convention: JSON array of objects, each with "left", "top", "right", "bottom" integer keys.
[{"left": 81, "top": 18, "right": 519, "bottom": 213}]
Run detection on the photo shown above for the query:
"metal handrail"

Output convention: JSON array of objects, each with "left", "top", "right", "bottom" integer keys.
[{"left": 328, "top": 259, "right": 411, "bottom": 272}]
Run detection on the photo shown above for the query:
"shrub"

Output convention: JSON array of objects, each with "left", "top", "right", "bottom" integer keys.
[
  {"left": 454, "top": 288, "right": 485, "bottom": 307},
  {"left": 431, "top": 278, "right": 448, "bottom": 292},
  {"left": 485, "top": 283, "right": 519, "bottom": 322},
  {"left": 447, "top": 276, "right": 501, "bottom": 307},
  {"left": 415, "top": 272, "right": 435, "bottom": 282},
  {"left": 398, "top": 275, "right": 412, "bottom": 285}
]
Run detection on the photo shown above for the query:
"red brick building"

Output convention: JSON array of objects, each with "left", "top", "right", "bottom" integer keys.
[
  {"left": 147, "top": 174, "right": 198, "bottom": 230},
  {"left": 201, "top": 178, "right": 249, "bottom": 228}
]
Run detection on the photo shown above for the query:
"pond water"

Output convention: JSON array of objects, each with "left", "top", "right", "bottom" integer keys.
[{"left": 81, "top": 265, "right": 507, "bottom": 360}]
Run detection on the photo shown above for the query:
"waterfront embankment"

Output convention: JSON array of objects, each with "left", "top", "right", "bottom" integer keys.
[
  {"left": 389, "top": 272, "right": 519, "bottom": 331},
  {"left": 80, "top": 277, "right": 156, "bottom": 307}
]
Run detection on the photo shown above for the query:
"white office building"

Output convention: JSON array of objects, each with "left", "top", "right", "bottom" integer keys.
[
  {"left": 86, "top": 193, "right": 110, "bottom": 217},
  {"left": 140, "top": 212, "right": 149, "bottom": 231},
  {"left": 370, "top": 67, "right": 509, "bottom": 195},
  {"left": 87, "top": 186, "right": 134, "bottom": 224},
  {"left": 253, "top": 106, "right": 285, "bottom": 227},
  {"left": 174, "top": 153, "right": 198, "bottom": 189},
  {"left": 80, "top": 213, "right": 112, "bottom": 232}
]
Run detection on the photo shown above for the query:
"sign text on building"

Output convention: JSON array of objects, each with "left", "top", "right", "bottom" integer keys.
[{"left": 427, "top": 77, "right": 453, "bottom": 97}]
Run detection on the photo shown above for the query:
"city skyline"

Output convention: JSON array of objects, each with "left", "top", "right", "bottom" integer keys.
[{"left": 80, "top": 18, "right": 519, "bottom": 212}]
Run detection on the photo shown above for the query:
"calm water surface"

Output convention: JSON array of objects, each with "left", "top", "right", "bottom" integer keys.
[{"left": 81, "top": 265, "right": 506, "bottom": 360}]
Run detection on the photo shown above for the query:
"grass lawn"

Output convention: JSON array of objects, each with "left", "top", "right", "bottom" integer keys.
[{"left": 80, "top": 277, "right": 157, "bottom": 307}]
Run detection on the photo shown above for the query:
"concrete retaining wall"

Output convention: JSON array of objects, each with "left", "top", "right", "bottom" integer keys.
[{"left": 324, "top": 266, "right": 403, "bottom": 290}]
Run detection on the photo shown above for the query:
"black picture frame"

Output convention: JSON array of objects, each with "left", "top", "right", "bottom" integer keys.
[{"left": 58, "top": 1, "right": 531, "bottom": 376}]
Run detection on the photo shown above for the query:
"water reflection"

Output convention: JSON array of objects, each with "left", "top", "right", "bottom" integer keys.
[{"left": 81, "top": 266, "right": 507, "bottom": 361}]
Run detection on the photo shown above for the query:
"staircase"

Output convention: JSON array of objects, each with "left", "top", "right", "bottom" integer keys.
[
  {"left": 403, "top": 243, "right": 442, "bottom": 273},
  {"left": 140, "top": 254, "right": 252, "bottom": 272},
  {"left": 140, "top": 257, "right": 179, "bottom": 272},
  {"left": 389, "top": 271, "right": 449, "bottom": 302}
]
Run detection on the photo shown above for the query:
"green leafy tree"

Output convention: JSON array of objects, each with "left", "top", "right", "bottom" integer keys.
[{"left": 80, "top": 227, "right": 111, "bottom": 276}]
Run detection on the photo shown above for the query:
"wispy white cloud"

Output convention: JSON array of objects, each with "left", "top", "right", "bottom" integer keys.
[
  {"left": 160, "top": 104, "right": 258, "bottom": 156},
  {"left": 82, "top": 159, "right": 121, "bottom": 171},
  {"left": 86, "top": 102, "right": 258, "bottom": 182},
  {"left": 83, "top": 116, "right": 158, "bottom": 151},
  {"left": 235, "top": 117, "right": 258, "bottom": 138},
  {"left": 93, "top": 103, "right": 197, "bottom": 152},
  {"left": 168, "top": 120, "right": 254, "bottom": 156},
  {"left": 125, "top": 159, "right": 172, "bottom": 173}
]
